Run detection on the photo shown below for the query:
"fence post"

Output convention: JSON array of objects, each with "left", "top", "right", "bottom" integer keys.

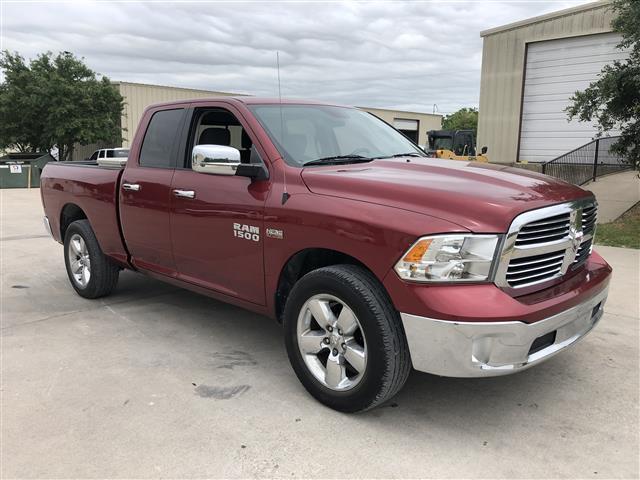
[
  {"left": 542, "top": 163, "right": 546, "bottom": 174},
  {"left": 592, "top": 138, "right": 600, "bottom": 182}
]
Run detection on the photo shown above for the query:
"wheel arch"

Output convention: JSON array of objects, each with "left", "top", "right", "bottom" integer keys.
[
  {"left": 274, "top": 247, "right": 392, "bottom": 323},
  {"left": 59, "top": 203, "right": 88, "bottom": 240}
]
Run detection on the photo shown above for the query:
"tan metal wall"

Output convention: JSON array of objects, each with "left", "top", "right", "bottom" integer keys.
[
  {"left": 361, "top": 107, "right": 442, "bottom": 146},
  {"left": 477, "top": 1, "right": 616, "bottom": 164},
  {"left": 117, "top": 82, "right": 241, "bottom": 147},
  {"left": 73, "top": 82, "right": 441, "bottom": 159},
  {"left": 73, "top": 142, "right": 113, "bottom": 161},
  {"left": 72, "top": 82, "right": 241, "bottom": 159}
]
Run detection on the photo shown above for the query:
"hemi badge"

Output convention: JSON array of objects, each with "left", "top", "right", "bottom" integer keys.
[{"left": 266, "top": 228, "right": 284, "bottom": 240}]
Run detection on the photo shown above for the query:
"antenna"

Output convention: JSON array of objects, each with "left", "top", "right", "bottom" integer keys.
[
  {"left": 277, "top": 51, "right": 283, "bottom": 104},
  {"left": 277, "top": 51, "right": 290, "bottom": 204}
]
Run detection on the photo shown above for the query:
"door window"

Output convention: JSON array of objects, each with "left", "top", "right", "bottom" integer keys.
[
  {"left": 185, "top": 108, "right": 259, "bottom": 167},
  {"left": 139, "top": 109, "right": 185, "bottom": 168}
]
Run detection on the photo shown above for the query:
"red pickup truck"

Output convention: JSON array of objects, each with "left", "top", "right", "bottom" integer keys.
[{"left": 40, "top": 97, "right": 612, "bottom": 412}]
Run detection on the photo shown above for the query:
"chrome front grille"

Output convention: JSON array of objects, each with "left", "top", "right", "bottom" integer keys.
[
  {"left": 495, "top": 199, "right": 597, "bottom": 290},
  {"left": 514, "top": 213, "right": 571, "bottom": 247},
  {"left": 582, "top": 205, "right": 597, "bottom": 236},
  {"left": 573, "top": 237, "right": 593, "bottom": 268},
  {"left": 506, "top": 249, "right": 566, "bottom": 287}
]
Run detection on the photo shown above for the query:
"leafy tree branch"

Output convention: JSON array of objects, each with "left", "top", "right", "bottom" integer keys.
[
  {"left": 0, "top": 51, "right": 124, "bottom": 160},
  {"left": 566, "top": 0, "right": 639, "bottom": 170},
  {"left": 442, "top": 108, "right": 478, "bottom": 133}
]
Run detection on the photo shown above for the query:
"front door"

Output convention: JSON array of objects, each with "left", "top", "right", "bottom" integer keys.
[{"left": 170, "top": 105, "right": 269, "bottom": 305}]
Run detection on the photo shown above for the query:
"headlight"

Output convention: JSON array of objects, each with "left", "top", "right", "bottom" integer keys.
[{"left": 394, "top": 234, "right": 500, "bottom": 282}]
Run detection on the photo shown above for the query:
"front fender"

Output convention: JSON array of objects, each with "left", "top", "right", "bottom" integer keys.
[{"left": 263, "top": 192, "right": 469, "bottom": 316}]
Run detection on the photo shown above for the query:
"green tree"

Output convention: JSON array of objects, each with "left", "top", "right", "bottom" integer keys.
[
  {"left": 0, "top": 51, "right": 124, "bottom": 161},
  {"left": 567, "top": 0, "right": 639, "bottom": 170},
  {"left": 442, "top": 107, "right": 478, "bottom": 133}
]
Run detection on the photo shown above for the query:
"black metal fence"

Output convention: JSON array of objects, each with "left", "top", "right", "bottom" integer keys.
[{"left": 541, "top": 136, "right": 631, "bottom": 186}]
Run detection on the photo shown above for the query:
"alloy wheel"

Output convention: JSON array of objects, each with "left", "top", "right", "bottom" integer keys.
[
  {"left": 296, "top": 294, "right": 368, "bottom": 391},
  {"left": 68, "top": 233, "right": 91, "bottom": 287}
]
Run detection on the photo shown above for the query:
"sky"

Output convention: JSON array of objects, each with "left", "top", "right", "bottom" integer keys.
[{"left": 1, "top": 0, "right": 588, "bottom": 115}]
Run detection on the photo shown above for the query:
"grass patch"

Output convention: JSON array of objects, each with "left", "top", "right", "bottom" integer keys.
[{"left": 595, "top": 202, "right": 640, "bottom": 249}]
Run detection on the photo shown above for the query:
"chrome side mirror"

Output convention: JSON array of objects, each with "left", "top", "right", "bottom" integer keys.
[{"left": 192, "top": 145, "right": 241, "bottom": 175}]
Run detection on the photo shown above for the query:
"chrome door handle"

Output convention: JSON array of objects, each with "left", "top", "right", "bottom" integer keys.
[
  {"left": 173, "top": 189, "right": 196, "bottom": 199},
  {"left": 122, "top": 183, "right": 141, "bottom": 192}
]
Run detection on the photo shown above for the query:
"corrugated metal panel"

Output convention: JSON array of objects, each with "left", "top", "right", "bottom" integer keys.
[
  {"left": 477, "top": 1, "right": 616, "bottom": 164},
  {"left": 71, "top": 84, "right": 441, "bottom": 157},
  {"left": 481, "top": 1, "right": 612, "bottom": 37},
  {"left": 118, "top": 82, "right": 239, "bottom": 147},
  {"left": 362, "top": 107, "right": 442, "bottom": 146},
  {"left": 393, "top": 119, "right": 419, "bottom": 130},
  {"left": 519, "top": 33, "right": 628, "bottom": 162},
  {"left": 72, "top": 142, "right": 118, "bottom": 161}
]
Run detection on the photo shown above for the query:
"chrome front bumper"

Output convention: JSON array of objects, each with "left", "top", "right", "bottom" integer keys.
[{"left": 401, "top": 285, "right": 608, "bottom": 377}]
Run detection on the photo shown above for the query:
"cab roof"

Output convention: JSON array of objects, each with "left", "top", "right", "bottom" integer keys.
[{"left": 146, "top": 96, "right": 352, "bottom": 110}]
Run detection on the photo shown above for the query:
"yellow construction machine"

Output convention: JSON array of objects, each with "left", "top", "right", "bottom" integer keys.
[{"left": 425, "top": 130, "right": 488, "bottom": 162}]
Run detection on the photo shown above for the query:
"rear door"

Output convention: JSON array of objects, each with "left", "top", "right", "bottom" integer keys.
[
  {"left": 169, "top": 103, "right": 270, "bottom": 304},
  {"left": 119, "top": 105, "right": 187, "bottom": 276}
]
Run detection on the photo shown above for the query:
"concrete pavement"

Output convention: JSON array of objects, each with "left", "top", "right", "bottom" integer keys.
[
  {"left": 1, "top": 188, "right": 639, "bottom": 478},
  {"left": 583, "top": 170, "right": 639, "bottom": 223}
]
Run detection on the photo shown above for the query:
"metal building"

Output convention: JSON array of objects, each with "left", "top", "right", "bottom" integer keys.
[
  {"left": 74, "top": 81, "right": 441, "bottom": 160},
  {"left": 477, "top": 0, "right": 627, "bottom": 165},
  {"left": 73, "top": 82, "right": 240, "bottom": 160},
  {"left": 355, "top": 106, "right": 442, "bottom": 146}
]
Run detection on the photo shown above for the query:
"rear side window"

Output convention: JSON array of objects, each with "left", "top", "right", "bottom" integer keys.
[
  {"left": 107, "top": 149, "right": 129, "bottom": 158},
  {"left": 139, "top": 109, "right": 184, "bottom": 168}
]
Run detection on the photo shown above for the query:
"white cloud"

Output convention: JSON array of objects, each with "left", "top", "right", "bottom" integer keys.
[{"left": 1, "top": 0, "right": 586, "bottom": 113}]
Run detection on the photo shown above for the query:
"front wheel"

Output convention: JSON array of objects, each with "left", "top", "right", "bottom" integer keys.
[
  {"left": 64, "top": 219, "right": 119, "bottom": 299},
  {"left": 283, "top": 264, "right": 411, "bottom": 412}
]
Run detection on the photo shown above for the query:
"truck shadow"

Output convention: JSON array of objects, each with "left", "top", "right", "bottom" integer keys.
[{"left": 112, "top": 271, "right": 592, "bottom": 432}]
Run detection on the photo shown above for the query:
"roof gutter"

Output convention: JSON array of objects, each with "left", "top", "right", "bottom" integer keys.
[{"left": 480, "top": 0, "right": 612, "bottom": 37}]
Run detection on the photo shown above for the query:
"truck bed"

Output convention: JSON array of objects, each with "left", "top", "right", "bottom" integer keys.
[
  {"left": 54, "top": 160, "right": 126, "bottom": 169},
  {"left": 40, "top": 161, "right": 129, "bottom": 266}
]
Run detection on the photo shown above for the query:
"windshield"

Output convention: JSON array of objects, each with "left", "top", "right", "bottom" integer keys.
[
  {"left": 432, "top": 137, "right": 453, "bottom": 151},
  {"left": 107, "top": 149, "right": 129, "bottom": 158},
  {"left": 249, "top": 105, "right": 424, "bottom": 166}
]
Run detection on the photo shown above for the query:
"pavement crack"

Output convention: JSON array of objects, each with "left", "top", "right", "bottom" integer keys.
[
  {"left": 0, "top": 234, "right": 51, "bottom": 241},
  {"left": 0, "top": 290, "right": 175, "bottom": 332},
  {"left": 45, "top": 364, "right": 66, "bottom": 397},
  {"left": 102, "top": 303, "right": 153, "bottom": 339}
]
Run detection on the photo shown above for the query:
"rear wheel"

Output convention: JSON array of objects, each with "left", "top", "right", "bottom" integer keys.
[
  {"left": 284, "top": 264, "right": 411, "bottom": 412},
  {"left": 64, "top": 220, "right": 119, "bottom": 299}
]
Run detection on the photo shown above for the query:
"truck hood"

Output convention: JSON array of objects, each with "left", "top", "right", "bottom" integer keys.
[{"left": 300, "top": 158, "right": 592, "bottom": 232}]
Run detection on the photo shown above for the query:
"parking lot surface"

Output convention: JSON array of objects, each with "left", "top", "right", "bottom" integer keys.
[{"left": 2, "top": 188, "right": 639, "bottom": 478}]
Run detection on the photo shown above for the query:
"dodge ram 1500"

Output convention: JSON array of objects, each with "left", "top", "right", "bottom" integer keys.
[{"left": 40, "top": 97, "right": 612, "bottom": 412}]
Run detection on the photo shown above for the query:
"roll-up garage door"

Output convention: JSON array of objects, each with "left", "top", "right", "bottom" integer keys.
[
  {"left": 394, "top": 118, "right": 419, "bottom": 143},
  {"left": 519, "top": 33, "right": 628, "bottom": 163}
]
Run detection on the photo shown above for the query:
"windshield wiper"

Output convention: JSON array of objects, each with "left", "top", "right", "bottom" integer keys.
[
  {"left": 303, "top": 155, "right": 373, "bottom": 166},
  {"left": 372, "top": 152, "right": 423, "bottom": 159}
]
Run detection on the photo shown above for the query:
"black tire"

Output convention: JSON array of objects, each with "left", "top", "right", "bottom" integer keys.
[
  {"left": 63, "top": 219, "right": 119, "bottom": 299},
  {"left": 283, "top": 264, "right": 411, "bottom": 413}
]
